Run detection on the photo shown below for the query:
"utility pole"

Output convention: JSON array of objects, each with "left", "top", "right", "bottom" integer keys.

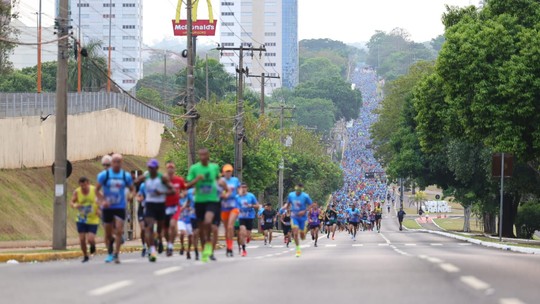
[
  {"left": 77, "top": 0, "right": 81, "bottom": 93},
  {"left": 269, "top": 104, "right": 295, "bottom": 207},
  {"left": 52, "top": 0, "right": 69, "bottom": 250},
  {"left": 163, "top": 50, "right": 167, "bottom": 102},
  {"left": 106, "top": 0, "right": 112, "bottom": 93},
  {"left": 37, "top": 0, "right": 42, "bottom": 93},
  {"left": 205, "top": 53, "right": 209, "bottom": 101},
  {"left": 216, "top": 44, "right": 266, "bottom": 180},
  {"left": 186, "top": 0, "right": 196, "bottom": 166},
  {"left": 246, "top": 72, "right": 280, "bottom": 115}
]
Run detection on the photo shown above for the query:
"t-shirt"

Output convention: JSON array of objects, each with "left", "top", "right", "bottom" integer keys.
[
  {"left": 237, "top": 193, "right": 258, "bottom": 219},
  {"left": 166, "top": 175, "right": 186, "bottom": 207},
  {"left": 287, "top": 192, "right": 313, "bottom": 219},
  {"left": 75, "top": 185, "right": 100, "bottom": 225},
  {"left": 326, "top": 209, "right": 337, "bottom": 221},
  {"left": 262, "top": 209, "right": 277, "bottom": 225},
  {"left": 97, "top": 169, "right": 133, "bottom": 209},
  {"left": 187, "top": 162, "right": 220, "bottom": 203},
  {"left": 309, "top": 208, "right": 320, "bottom": 225},
  {"left": 222, "top": 176, "right": 241, "bottom": 211},
  {"left": 347, "top": 208, "right": 361, "bottom": 222},
  {"left": 374, "top": 207, "right": 382, "bottom": 215}
]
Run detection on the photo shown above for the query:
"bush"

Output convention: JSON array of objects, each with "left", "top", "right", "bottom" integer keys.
[{"left": 516, "top": 202, "right": 540, "bottom": 239}]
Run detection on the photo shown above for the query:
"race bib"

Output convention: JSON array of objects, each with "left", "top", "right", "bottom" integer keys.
[
  {"left": 265, "top": 218, "right": 273, "bottom": 223},
  {"left": 200, "top": 184, "right": 213, "bottom": 194}
]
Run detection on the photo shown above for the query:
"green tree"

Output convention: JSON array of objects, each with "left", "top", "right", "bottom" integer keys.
[
  {"left": 299, "top": 57, "right": 341, "bottom": 83},
  {"left": 0, "top": 0, "right": 18, "bottom": 74},
  {"left": 176, "top": 58, "right": 235, "bottom": 102},
  {"left": 291, "top": 97, "right": 336, "bottom": 133},
  {"left": 0, "top": 70, "right": 35, "bottom": 92},
  {"left": 136, "top": 87, "right": 165, "bottom": 110},
  {"left": 69, "top": 39, "right": 108, "bottom": 92}
]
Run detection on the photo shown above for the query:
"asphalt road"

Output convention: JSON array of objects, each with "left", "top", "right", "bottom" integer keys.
[{"left": 1, "top": 212, "right": 538, "bottom": 304}]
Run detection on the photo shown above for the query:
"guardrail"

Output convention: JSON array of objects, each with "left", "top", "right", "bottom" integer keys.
[{"left": 0, "top": 92, "right": 172, "bottom": 127}]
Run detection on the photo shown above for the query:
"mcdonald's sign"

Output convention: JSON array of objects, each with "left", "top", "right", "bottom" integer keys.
[{"left": 172, "top": 0, "right": 216, "bottom": 36}]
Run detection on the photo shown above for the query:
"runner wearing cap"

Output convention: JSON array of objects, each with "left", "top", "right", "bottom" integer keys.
[
  {"left": 285, "top": 183, "right": 313, "bottom": 257},
  {"left": 164, "top": 162, "right": 186, "bottom": 257},
  {"left": 141, "top": 159, "right": 175, "bottom": 262},
  {"left": 220, "top": 164, "right": 241, "bottom": 257},
  {"left": 96, "top": 154, "right": 135, "bottom": 264}
]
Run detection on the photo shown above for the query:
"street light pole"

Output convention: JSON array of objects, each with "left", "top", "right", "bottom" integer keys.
[{"left": 499, "top": 153, "right": 504, "bottom": 242}]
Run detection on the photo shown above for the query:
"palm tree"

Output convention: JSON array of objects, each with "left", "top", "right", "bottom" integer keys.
[
  {"left": 68, "top": 39, "right": 108, "bottom": 92},
  {"left": 412, "top": 191, "right": 427, "bottom": 213}
]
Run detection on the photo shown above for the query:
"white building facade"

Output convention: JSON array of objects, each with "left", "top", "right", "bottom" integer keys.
[
  {"left": 219, "top": 0, "right": 298, "bottom": 93},
  {"left": 69, "top": 0, "right": 143, "bottom": 91}
]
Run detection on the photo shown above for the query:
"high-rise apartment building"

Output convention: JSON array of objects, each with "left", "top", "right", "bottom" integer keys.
[
  {"left": 70, "top": 0, "right": 143, "bottom": 91},
  {"left": 219, "top": 0, "right": 298, "bottom": 93}
]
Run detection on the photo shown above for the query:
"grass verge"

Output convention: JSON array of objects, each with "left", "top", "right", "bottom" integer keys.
[{"left": 402, "top": 219, "right": 422, "bottom": 230}]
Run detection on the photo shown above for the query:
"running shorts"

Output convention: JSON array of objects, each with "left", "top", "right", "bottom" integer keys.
[
  {"left": 239, "top": 219, "right": 254, "bottom": 231},
  {"left": 145, "top": 203, "right": 166, "bottom": 221},
  {"left": 102, "top": 208, "right": 126, "bottom": 224},
  {"left": 221, "top": 208, "right": 240, "bottom": 223},
  {"left": 178, "top": 221, "right": 193, "bottom": 235},
  {"left": 283, "top": 224, "right": 291, "bottom": 235},
  {"left": 291, "top": 217, "right": 308, "bottom": 231},
  {"left": 137, "top": 203, "right": 145, "bottom": 222},
  {"left": 375, "top": 214, "right": 382, "bottom": 221},
  {"left": 164, "top": 206, "right": 180, "bottom": 227},
  {"left": 195, "top": 202, "right": 221, "bottom": 226},
  {"left": 263, "top": 223, "right": 274, "bottom": 231},
  {"left": 76, "top": 222, "right": 98, "bottom": 234},
  {"left": 309, "top": 223, "right": 320, "bottom": 230},
  {"left": 349, "top": 221, "right": 359, "bottom": 227},
  {"left": 190, "top": 218, "right": 199, "bottom": 230}
]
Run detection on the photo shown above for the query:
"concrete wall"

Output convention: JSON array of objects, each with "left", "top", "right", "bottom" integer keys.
[{"left": 0, "top": 109, "right": 164, "bottom": 169}]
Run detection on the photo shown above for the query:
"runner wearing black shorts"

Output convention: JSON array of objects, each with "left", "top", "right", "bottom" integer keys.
[
  {"left": 281, "top": 205, "right": 292, "bottom": 247},
  {"left": 262, "top": 203, "right": 277, "bottom": 246}
]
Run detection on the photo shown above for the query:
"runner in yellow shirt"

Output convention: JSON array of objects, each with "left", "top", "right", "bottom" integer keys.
[{"left": 71, "top": 177, "right": 101, "bottom": 263}]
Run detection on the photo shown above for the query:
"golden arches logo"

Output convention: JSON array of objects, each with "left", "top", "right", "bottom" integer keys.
[{"left": 175, "top": 0, "right": 215, "bottom": 23}]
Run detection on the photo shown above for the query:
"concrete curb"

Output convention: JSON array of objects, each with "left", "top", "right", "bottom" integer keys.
[{"left": 418, "top": 229, "right": 540, "bottom": 255}]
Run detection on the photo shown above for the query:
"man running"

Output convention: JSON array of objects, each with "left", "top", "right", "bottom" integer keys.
[
  {"left": 397, "top": 208, "right": 406, "bottom": 231},
  {"left": 71, "top": 177, "right": 100, "bottom": 263},
  {"left": 96, "top": 153, "right": 135, "bottom": 264},
  {"left": 325, "top": 204, "right": 338, "bottom": 240},
  {"left": 346, "top": 203, "right": 361, "bottom": 241},
  {"left": 280, "top": 204, "right": 292, "bottom": 247},
  {"left": 374, "top": 202, "right": 383, "bottom": 233},
  {"left": 179, "top": 188, "right": 196, "bottom": 260},
  {"left": 308, "top": 202, "right": 321, "bottom": 247},
  {"left": 142, "top": 159, "right": 175, "bottom": 262},
  {"left": 285, "top": 183, "right": 313, "bottom": 257},
  {"left": 164, "top": 162, "right": 186, "bottom": 257},
  {"left": 136, "top": 180, "right": 147, "bottom": 257},
  {"left": 237, "top": 182, "right": 259, "bottom": 257},
  {"left": 262, "top": 203, "right": 277, "bottom": 246},
  {"left": 221, "top": 164, "right": 241, "bottom": 257},
  {"left": 187, "top": 148, "right": 228, "bottom": 262}
]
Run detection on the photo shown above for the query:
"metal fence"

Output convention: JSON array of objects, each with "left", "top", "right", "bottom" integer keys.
[{"left": 0, "top": 92, "right": 172, "bottom": 127}]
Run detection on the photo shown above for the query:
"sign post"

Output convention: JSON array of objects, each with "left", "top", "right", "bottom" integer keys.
[{"left": 492, "top": 153, "right": 513, "bottom": 241}]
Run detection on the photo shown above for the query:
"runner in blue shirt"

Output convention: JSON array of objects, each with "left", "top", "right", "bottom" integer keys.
[
  {"left": 285, "top": 183, "right": 313, "bottom": 257},
  {"left": 346, "top": 204, "right": 361, "bottom": 241},
  {"left": 96, "top": 154, "right": 135, "bottom": 264},
  {"left": 179, "top": 188, "right": 198, "bottom": 260},
  {"left": 237, "top": 182, "right": 259, "bottom": 257}
]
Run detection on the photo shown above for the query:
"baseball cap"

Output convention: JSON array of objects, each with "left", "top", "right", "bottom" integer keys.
[
  {"left": 147, "top": 159, "right": 159, "bottom": 168},
  {"left": 222, "top": 164, "right": 233, "bottom": 172}
]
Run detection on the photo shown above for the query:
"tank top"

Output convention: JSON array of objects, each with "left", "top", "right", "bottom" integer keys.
[
  {"left": 145, "top": 173, "right": 167, "bottom": 203},
  {"left": 75, "top": 185, "right": 99, "bottom": 225},
  {"left": 283, "top": 212, "right": 291, "bottom": 226}
]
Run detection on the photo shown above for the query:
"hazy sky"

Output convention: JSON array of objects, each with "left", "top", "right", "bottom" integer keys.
[{"left": 18, "top": 0, "right": 476, "bottom": 46}]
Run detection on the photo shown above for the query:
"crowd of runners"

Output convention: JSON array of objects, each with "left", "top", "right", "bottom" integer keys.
[{"left": 69, "top": 66, "right": 391, "bottom": 264}]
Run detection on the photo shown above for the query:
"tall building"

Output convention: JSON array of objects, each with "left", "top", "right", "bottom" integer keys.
[
  {"left": 219, "top": 0, "right": 298, "bottom": 93},
  {"left": 69, "top": 0, "right": 143, "bottom": 91}
]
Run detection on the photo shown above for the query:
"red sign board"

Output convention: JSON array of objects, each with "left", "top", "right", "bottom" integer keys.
[{"left": 172, "top": 19, "right": 217, "bottom": 36}]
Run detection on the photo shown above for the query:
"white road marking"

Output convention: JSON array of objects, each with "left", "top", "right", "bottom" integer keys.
[
  {"left": 352, "top": 244, "right": 363, "bottom": 247},
  {"left": 404, "top": 243, "right": 417, "bottom": 246},
  {"left": 122, "top": 259, "right": 137, "bottom": 263},
  {"left": 325, "top": 244, "right": 337, "bottom": 247},
  {"left": 247, "top": 246, "right": 259, "bottom": 249},
  {"left": 431, "top": 243, "right": 443, "bottom": 246},
  {"left": 154, "top": 266, "right": 182, "bottom": 276},
  {"left": 265, "top": 254, "right": 274, "bottom": 258},
  {"left": 460, "top": 276, "right": 490, "bottom": 290},
  {"left": 255, "top": 256, "right": 264, "bottom": 259},
  {"left": 427, "top": 257, "right": 443, "bottom": 264},
  {"left": 379, "top": 233, "right": 391, "bottom": 244},
  {"left": 378, "top": 243, "right": 389, "bottom": 246},
  {"left": 418, "top": 255, "right": 428, "bottom": 259},
  {"left": 89, "top": 280, "right": 133, "bottom": 296},
  {"left": 459, "top": 243, "right": 472, "bottom": 246},
  {"left": 272, "top": 245, "right": 284, "bottom": 248},
  {"left": 317, "top": 235, "right": 326, "bottom": 240},
  {"left": 282, "top": 250, "right": 289, "bottom": 253},
  {"left": 439, "top": 263, "right": 460, "bottom": 273},
  {"left": 500, "top": 298, "right": 526, "bottom": 304},
  {"left": 300, "top": 244, "right": 311, "bottom": 248}
]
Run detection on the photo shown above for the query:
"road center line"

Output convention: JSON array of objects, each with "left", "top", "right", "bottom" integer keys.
[
  {"left": 325, "top": 244, "right": 337, "bottom": 247},
  {"left": 431, "top": 243, "right": 443, "bottom": 246},
  {"left": 427, "top": 257, "right": 443, "bottom": 264},
  {"left": 247, "top": 246, "right": 259, "bottom": 249},
  {"left": 352, "top": 244, "right": 363, "bottom": 247},
  {"left": 499, "top": 298, "right": 526, "bottom": 304},
  {"left": 439, "top": 263, "right": 460, "bottom": 273},
  {"left": 379, "top": 233, "right": 391, "bottom": 244},
  {"left": 404, "top": 243, "right": 417, "bottom": 246},
  {"left": 378, "top": 243, "right": 389, "bottom": 246},
  {"left": 88, "top": 280, "right": 133, "bottom": 296},
  {"left": 460, "top": 276, "right": 490, "bottom": 290},
  {"left": 154, "top": 266, "right": 182, "bottom": 276}
]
